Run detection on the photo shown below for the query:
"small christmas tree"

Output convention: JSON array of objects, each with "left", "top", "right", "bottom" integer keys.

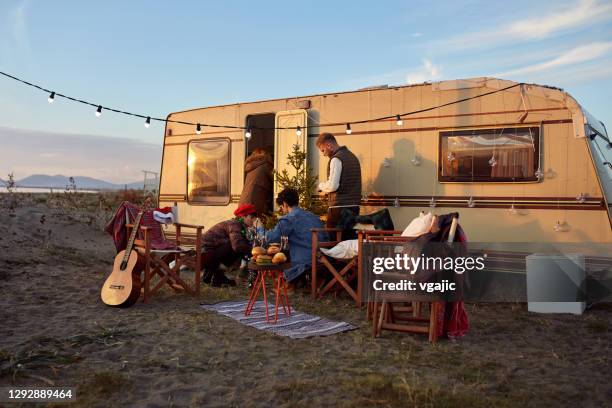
[{"left": 262, "top": 144, "right": 327, "bottom": 228}]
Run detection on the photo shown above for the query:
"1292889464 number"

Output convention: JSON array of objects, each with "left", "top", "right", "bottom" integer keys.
[{"left": 0, "top": 387, "right": 76, "bottom": 402}]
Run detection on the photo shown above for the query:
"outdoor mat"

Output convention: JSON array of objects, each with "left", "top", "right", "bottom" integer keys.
[{"left": 201, "top": 300, "right": 357, "bottom": 339}]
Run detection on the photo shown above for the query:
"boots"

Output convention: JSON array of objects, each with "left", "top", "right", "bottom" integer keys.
[{"left": 211, "top": 271, "right": 236, "bottom": 287}]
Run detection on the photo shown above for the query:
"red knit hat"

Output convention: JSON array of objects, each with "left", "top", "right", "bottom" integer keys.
[{"left": 234, "top": 203, "right": 257, "bottom": 217}]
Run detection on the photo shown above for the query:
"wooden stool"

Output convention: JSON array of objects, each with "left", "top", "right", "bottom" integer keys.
[{"left": 244, "top": 262, "right": 292, "bottom": 323}]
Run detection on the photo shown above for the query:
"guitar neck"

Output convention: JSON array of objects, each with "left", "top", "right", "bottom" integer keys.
[{"left": 122, "top": 211, "right": 144, "bottom": 263}]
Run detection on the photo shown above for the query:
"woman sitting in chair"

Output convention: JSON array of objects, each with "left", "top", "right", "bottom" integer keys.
[
  {"left": 201, "top": 203, "right": 257, "bottom": 287},
  {"left": 255, "top": 188, "right": 326, "bottom": 288}
]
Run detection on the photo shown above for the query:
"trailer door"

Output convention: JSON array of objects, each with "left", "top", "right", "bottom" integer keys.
[{"left": 274, "top": 109, "right": 308, "bottom": 200}]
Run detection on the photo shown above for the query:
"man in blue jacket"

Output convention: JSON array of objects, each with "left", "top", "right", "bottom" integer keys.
[{"left": 255, "top": 188, "right": 326, "bottom": 286}]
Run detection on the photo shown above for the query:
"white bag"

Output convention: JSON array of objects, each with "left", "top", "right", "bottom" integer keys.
[
  {"left": 320, "top": 239, "right": 359, "bottom": 259},
  {"left": 401, "top": 212, "right": 435, "bottom": 237}
]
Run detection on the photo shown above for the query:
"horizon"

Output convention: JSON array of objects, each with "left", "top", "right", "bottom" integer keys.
[{"left": 1, "top": 0, "right": 611, "bottom": 182}]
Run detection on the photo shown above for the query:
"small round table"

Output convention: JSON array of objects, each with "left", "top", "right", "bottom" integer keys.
[{"left": 244, "top": 262, "right": 292, "bottom": 323}]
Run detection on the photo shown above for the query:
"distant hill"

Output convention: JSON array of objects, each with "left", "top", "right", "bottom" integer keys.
[{"left": 16, "top": 174, "right": 145, "bottom": 190}]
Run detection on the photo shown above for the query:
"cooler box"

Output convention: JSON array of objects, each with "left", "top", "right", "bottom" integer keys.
[{"left": 526, "top": 253, "right": 586, "bottom": 315}]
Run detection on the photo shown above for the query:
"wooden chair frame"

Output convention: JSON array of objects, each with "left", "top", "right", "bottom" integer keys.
[
  {"left": 366, "top": 218, "right": 459, "bottom": 342},
  {"left": 127, "top": 222, "right": 203, "bottom": 303},
  {"left": 311, "top": 227, "right": 365, "bottom": 306}
]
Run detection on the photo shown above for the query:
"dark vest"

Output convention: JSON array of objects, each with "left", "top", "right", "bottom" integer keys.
[{"left": 326, "top": 146, "right": 362, "bottom": 207}]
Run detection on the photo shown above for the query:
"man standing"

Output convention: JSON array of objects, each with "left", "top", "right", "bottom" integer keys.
[{"left": 316, "top": 132, "right": 362, "bottom": 234}]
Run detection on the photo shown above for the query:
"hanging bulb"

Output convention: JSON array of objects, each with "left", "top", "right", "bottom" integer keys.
[
  {"left": 535, "top": 168, "right": 544, "bottom": 180},
  {"left": 553, "top": 220, "right": 568, "bottom": 232},
  {"left": 467, "top": 196, "right": 475, "bottom": 208},
  {"left": 393, "top": 197, "right": 400, "bottom": 208},
  {"left": 429, "top": 197, "right": 436, "bottom": 208},
  {"left": 576, "top": 193, "right": 587, "bottom": 204},
  {"left": 411, "top": 153, "right": 421, "bottom": 166},
  {"left": 396, "top": 115, "right": 403, "bottom": 126},
  {"left": 362, "top": 193, "right": 369, "bottom": 202},
  {"left": 509, "top": 204, "right": 518, "bottom": 215},
  {"left": 196, "top": 123, "right": 202, "bottom": 135},
  {"left": 346, "top": 123, "right": 352, "bottom": 135},
  {"left": 144, "top": 116, "right": 151, "bottom": 128},
  {"left": 95, "top": 105, "right": 102, "bottom": 117},
  {"left": 488, "top": 155, "right": 497, "bottom": 167},
  {"left": 447, "top": 152, "right": 456, "bottom": 162},
  {"left": 48, "top": 92, "right": 55, "bottom": 104},
  {"left": 245, "top": 127, "right": 252, "bottom": 140},
  {"left": 296, "top": 125, "right": 302, "bottom": 137},
  {"left": 383, "top": 158, "right": 391, "bottom": 167}
]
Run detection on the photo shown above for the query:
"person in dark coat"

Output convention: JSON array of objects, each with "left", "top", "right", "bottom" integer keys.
[
  {"left": 239, "top": 148, "right": 273, "bottom": 215},
  {"left": 201, "top": 203, "right": 257, "bottom": 287}
]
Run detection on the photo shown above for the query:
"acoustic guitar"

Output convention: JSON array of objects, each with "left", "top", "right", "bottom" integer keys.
[{"left": 101, "top": 211, "right": 143, "bottom": 307}]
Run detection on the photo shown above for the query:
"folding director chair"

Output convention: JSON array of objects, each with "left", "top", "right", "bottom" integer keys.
[
  {"left": 127, "top": 210, "right": 204, "bottom": 303},
  {"left": 367, "top": 216, "right": 460, "bottom": 342}
]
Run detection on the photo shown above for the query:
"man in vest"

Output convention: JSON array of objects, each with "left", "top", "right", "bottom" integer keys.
[{"left": 316, "top": 132, "right": 362, "bottom": 238}]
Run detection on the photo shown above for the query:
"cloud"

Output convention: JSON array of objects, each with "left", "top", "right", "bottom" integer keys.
[
  {"left": 435, "top": 0, "right": 612, "bottom": 50},
  {"left": 495, "top": 41, "right": 612, "bottom": 77},
  {"left": 412, "top": 32, "right": 423, "bottom": 38},
  {"left": 0, "top": 0, "right": 31, "bottom": 65},
  {"left": 0, "top": 127, "right": 162, "bottom": 183},
  {"left": 406, "top": 59, "right": 442, "bottom": 84}
]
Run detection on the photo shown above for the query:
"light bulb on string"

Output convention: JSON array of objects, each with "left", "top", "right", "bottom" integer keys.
[
  {"left": 393, "top": 197, "right": 400, "bottom": 208},
  {"left": 535, "top": 168, "right": 544, "bottom": 180},
  {"left": 509, "top": 204, "right": 518, "bottom": 215},
  {"left": 95, "top": 105, "right": 102, "bottom": 117},
  {"left": 346, "top": 123, "right": 352, "bottom": 135},
  {"left": 245, "top": 127, "right": 252, "bottom": 140},
  {"left": 429, "top": 197, "right": 436, "bottom": 208},
  {"left": 296, "top": 126, "right": 302, "bottom": 137},
  {"left": 488, "top": 155, "right": 497, "bottom": 167},
  {"left": 467, "top": 196, "right": 475, "bottom": 208},
  {"left": 411, "top": 153, "right": 421, "bottom": 166},
  {"left": 144, "top": 117, "right": 151, "bottom": 128},
  {"left": 196, "top": 123, "right": 202, "bottom": 135},
  {"left": 48, "top": 92, "right": 55, "bottom": 104},
  {"left": 396, "top": 114, "right": 403, "bottom": 126}
]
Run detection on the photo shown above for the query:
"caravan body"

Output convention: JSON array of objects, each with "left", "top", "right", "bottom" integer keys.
[{"left": 158, "top": 77, "right": 612, "bottom": 243}]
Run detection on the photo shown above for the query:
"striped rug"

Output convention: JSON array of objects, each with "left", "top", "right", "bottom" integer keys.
[{"left": 201, "top": 300, "right": 357, "bottom": 339}]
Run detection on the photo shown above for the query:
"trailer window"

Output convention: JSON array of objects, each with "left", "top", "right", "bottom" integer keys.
[
  {"left": 187, "top": 139, "right": 231, "bottom": 205},
  {"left": 439, "top": 127, "right": 540, "bottom": 182}
]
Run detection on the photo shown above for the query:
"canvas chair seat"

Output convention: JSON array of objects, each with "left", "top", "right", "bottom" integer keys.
[{"left": 126, "top": 209, "right": 203, "bottom": 303}]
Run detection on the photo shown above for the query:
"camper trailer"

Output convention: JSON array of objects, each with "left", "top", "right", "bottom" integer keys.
[{"left": 158, "top": 78, "right": 612, "bottom": 247}]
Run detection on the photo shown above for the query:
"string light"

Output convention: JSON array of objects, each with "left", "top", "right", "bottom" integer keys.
[
  {"left": 429, "top": 197, "right": 436, "bottom": 208},
  {"left": 144, "top": 116, "right": 151, "bottom": 128},
  {"left": 47, "top": 91, "right": 55, "bottom": 104},
  {"left": 467, "top": 196, "right": 475, "bottom": 208},
  {"left": 245, "top": 127, "right": 252, "bottom": 140},
  {"left": 393, "top": 197, "right": 400, "bottom": 208},
  {"left": 296, "top": 125, "right": 302, "bottom": 137},
  {"left": 411, "top": 153, "right": 421, "bottom": 166},
  {"left": 196, "top": 123, "right": 202, "bottom": 135},
  {"left": 346, "top": 123, "right": 352, "bottom": 134},
  {"left": 396, "top": 114, "right": 403, "bottom": 126},
  {"left": 0, "top": 70, "right": 525, "bottom": 133}
]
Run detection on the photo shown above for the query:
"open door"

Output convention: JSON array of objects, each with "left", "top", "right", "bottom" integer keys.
[{"left": 274, "top": 109, "right": 308, "bottom": 200}]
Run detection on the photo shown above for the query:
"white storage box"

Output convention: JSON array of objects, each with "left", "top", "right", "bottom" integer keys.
[{"left": 526, "top": 253, "right": 586, "bottom": 315}]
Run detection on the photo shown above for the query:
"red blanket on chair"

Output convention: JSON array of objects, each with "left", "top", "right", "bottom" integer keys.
[{"left": 105, "top": 201, "right": 175, "bottom": 252}]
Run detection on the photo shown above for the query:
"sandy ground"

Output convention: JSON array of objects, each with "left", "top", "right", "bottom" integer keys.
[{"left": 0, "top": 195, "right": 611, "bottom": 407}]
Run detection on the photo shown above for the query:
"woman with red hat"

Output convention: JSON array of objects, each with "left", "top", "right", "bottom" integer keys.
[{"left": 200, "top": 203, "right": 257, "bottom": 287}]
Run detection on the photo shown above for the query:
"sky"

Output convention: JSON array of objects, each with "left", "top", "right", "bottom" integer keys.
[{"left": 0, "top": 0, "right": 611, "bottom": 183}]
